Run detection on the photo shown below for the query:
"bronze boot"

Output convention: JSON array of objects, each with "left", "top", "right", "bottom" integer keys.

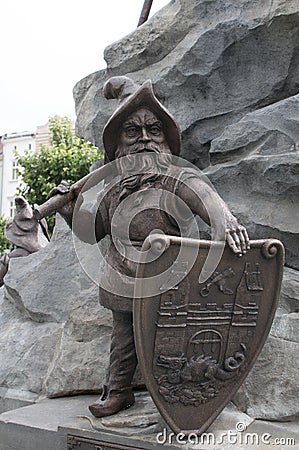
[{"left": 89, "top": 386, "right": 135, "bottom": 418}]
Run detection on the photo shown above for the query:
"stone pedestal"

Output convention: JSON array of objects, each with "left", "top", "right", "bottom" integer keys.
[{"left": 0, "top": 392, "right": 298, "bottom": 450}]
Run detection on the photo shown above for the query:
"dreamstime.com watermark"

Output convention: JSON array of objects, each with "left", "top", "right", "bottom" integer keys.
[{"left": 156, "top": 422, "right": 296, "bottom": 446}]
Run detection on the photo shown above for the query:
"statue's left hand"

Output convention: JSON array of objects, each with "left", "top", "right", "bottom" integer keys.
[{"left": 225, "top": 217, "right": 250, "bottom": 256}]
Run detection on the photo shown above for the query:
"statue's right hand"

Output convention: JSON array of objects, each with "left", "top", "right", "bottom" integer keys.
[{"left": 50, "top": 181, "right": 71, "bottom": 197}]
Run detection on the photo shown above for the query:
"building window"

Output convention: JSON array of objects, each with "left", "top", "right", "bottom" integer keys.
[
  {"left": 12, "top": 160, "right": 19, "bottom": 181},
  {"left": 9, "top": 199, "right": 16, "bottom": 218},
  {"left": 28, "top": 143, "right": 32, "bottom": 150}
]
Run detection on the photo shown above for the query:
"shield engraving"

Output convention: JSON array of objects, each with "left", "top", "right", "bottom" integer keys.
[{"left": 134, "top": 235, "right": 284, "bottom": 435}]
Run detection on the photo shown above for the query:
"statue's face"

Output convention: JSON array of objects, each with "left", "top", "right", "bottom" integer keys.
[{"left": 119, "top": 108, "right": 169, "bottom": 155}]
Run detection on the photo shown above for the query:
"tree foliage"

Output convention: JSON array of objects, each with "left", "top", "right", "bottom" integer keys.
[
  {"left": 16, "top": 116, "right": 103, "bottom": 233},
  {"left": 0, "top": 216, "right": 13, "bottom": 254}
]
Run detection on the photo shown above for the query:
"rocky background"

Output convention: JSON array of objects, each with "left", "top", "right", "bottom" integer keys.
[
  {"left": 0, "top": 0, "right": 298, "bottom": 422},
  {"left": 0, "top": 216, "right": 111, "bottom": 407}
]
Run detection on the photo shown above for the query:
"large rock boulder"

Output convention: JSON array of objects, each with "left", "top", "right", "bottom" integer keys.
[
  {"left": 74, "top": 0, "right": 299, "bottom": 270},
  {"left": 206, "top": 95, "right": 299, "bottom": 269},
  {"left": 0, "top": 215, "right": 112, "bottom": 403}
]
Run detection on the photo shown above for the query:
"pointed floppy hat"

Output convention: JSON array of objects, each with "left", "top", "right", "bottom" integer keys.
[{"left": 102, "top": 76, "right": 181, "bottom": 162}]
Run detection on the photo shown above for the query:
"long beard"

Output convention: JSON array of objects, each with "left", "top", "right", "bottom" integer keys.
[{"left": 115, "top": 144, "right": 173, "bottom": 201}]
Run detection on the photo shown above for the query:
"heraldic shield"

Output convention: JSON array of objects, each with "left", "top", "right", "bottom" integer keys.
[{"left": 133, "top": 235, "right": 284, "bottom": 435}]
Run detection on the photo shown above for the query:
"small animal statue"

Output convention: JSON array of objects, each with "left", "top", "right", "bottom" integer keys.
[{"left": 0, "top": 197, "right": 49, "bottom": 286}]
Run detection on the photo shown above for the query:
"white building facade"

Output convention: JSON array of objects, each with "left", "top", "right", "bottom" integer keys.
[{"left": 1, "top": 131, "right": 35, "bottom": 218}]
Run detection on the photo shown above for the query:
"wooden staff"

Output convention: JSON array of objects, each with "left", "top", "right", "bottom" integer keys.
[
  {"left": 33, "top": 162, "right": 117, "bottom": 221},
  {"left": 137, "top": 0, "right": 153, "bottom": 27}
]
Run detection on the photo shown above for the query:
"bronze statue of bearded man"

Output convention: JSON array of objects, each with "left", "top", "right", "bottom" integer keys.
[{"left": 51, "top": 76, "right": 250, "bottom": 418}]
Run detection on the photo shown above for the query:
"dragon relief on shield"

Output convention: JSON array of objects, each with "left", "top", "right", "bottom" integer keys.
[{"left": 155, "top": 345, "right": 246, "bottom": 406}]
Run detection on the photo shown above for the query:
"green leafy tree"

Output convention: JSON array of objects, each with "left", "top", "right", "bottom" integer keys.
[
  {"left": 16, "top": 116, "right": 103, "bottom": 233},
  {"left": 0, "top": 216, "right": 13, "bottom": 254}
]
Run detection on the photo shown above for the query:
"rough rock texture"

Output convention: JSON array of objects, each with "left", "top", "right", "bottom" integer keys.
[
  {"left": 206, "top": 95, "right": 299, "bottom": 269},
  {"left": 233, "top": 267, "right": 299, "bottom": 421},
  {"left": 0, "top": 215, "right": 112, "bottom": 400},
  {"left": 74, "top": 0, "right": 299, "bottom": 270},
  {"left": 73, "top": 0, "right": 299, "bottom": 422}
]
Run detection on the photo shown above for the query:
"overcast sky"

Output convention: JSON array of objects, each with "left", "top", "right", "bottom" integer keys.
[{"left": 1, "top": 0, "right": 170, "bottom": 136}]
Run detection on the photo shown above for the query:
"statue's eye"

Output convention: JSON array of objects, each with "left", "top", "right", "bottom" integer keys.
[
  {"left": 149, "top": 125, "right": 162, "bottom": 135},
  {"left": 125, "top": 126, "right": 139, "bottom": 137}
]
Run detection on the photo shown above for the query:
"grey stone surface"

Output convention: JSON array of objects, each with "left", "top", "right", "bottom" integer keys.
[
  {"left": 0, "top": 388, "right": 38, "bottom": 414},
  {"left": 0, "top": 394, "right": 298, "bottom": 450},
  {"left": 205, "top": 95, "right": 299, "bottom": 270},
  {"left": 0, "top": 215, "right": 112, "bottom": 400},
  {"left": 233, "top": 267, "right": 299, "bottom": 421},
  {"left": 0, "top": 395, "right": 95, "bottom": 450}
]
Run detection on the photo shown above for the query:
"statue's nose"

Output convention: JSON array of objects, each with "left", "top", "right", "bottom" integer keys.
[{"left": 139, "top": 127, "right": 151, "bottom": 142}]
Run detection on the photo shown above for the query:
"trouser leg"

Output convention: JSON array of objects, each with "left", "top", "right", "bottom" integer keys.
[
  {"left": 89, "top": 309, "right": 137, "bottom": 417},
  {"left": 107, "top": 310, "right": 138, "bottom": 391}
]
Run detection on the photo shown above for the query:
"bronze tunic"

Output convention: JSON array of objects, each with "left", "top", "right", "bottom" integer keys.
[{"left": 96, "top": 168, "right": 197, "bottom": 311}]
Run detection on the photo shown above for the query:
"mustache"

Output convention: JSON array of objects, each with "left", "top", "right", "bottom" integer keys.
[
  {"left": 115, "top": 142, "right": 171, "bottom": 158},
  {"left": 130, "top": 143, "right": 160, "bottom": 154}
]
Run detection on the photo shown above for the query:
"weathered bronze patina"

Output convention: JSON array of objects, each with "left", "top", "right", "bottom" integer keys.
[
  {"left": 134, "top": 235, "right": 284, "bottom": 434},
  {"left": 33, "top": 76, "right": 283, "bottom": 431}
]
